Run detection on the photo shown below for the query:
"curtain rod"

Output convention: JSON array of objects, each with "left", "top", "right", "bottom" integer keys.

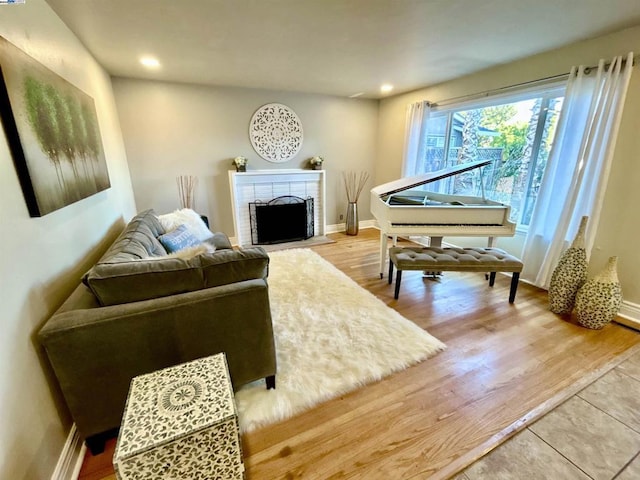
[
  {"left": 431, "top": 54, "right": 636, "bottom": 108},
  {"left": 431, "top": 73, "right": 567, "bottom": 108},
  {"left": 584, "top": 53, "right": 636, "bottom": 74}
]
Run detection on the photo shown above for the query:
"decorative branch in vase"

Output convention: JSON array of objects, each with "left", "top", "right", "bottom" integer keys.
[
  {"left": 342, "top": 171, "right": 370, "bottom": 236},
  {"left": 177, "top": 175, "right": 197, "bottom": 210}
]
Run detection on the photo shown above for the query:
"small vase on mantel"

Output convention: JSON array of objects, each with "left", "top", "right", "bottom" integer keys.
[
  {"left": 575, "top": 256, "right": 623, "bottom": 329},
  {"left": 548, "top": 216, "right": 589, "bottom": 315}
]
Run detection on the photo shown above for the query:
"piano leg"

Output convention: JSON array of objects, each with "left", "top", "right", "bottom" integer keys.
[
  {"left": 424, "top": 237, "right": 443, "bottom": 276},
  {"left": 486, "top": 237, "right": 496, "bottom": 279},
  {"left": 429, "top": 236, "right": 443, "bottom": 247},
  {"left": 379, "top": 231, "right": 388, "bottom": 279}
]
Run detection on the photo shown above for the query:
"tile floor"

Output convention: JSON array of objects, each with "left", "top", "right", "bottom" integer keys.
[{"left": 453, "top": 350, "right": 640, "bottom": 480}]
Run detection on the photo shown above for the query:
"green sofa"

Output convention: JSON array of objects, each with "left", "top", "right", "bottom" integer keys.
[{"left": 38, "top": 210, "right": 276, "bottom": 453}]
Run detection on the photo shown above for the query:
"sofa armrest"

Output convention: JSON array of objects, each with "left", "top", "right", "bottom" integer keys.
[{"left": 38, "top": 279, "right": 276, "bottom": 439}]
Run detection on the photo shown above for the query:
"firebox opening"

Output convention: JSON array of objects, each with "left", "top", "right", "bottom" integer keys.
[{"left": 249, "top": 196, "right": 314, "bottom": 245}]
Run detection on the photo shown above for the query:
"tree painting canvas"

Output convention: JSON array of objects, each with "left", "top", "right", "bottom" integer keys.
[{"left": 0, "top": 36, "right": 110, "bottom": 217}]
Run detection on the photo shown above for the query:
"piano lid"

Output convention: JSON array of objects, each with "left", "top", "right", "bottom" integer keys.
[{"left": 371, "top": 159, "right": 491, "bottom": 198}]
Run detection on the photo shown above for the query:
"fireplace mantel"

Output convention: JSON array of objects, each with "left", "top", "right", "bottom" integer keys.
[{"left": 228, "top": 169, "right": 326, "bottom": 246}]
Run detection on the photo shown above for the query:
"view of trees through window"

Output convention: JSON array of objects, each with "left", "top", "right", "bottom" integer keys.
[{"left": 418, "top": 89, "right": 564, "bottom": 226}]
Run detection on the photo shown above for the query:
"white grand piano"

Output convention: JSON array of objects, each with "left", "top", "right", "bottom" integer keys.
[{"left": 370, "top": 160, "right": 516, "bottom": 278}]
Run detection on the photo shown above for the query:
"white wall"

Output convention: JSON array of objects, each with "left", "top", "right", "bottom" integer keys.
[
  {"left": 377, "top": 25, "right": 640, "bottom": 305},
  {"left": 112, "top": 78, "right": 378, "bottom": 235},
  {"left": 0, "top": 1, "right": 136, "bottom": 478}
]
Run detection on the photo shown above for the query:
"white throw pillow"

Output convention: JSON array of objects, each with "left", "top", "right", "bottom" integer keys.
[{"left": 157, "top": 208, "right": 214, "bottom": 242}]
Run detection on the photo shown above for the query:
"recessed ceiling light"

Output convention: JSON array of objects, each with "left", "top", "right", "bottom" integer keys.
[
  {"left": 380, "top": 84, "right": 394, "bottom": 93},
  {"left": 140, "top": 56, "right": 161, "bottom": 68}
]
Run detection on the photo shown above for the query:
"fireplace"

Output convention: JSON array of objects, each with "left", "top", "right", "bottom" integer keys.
[
  {"left": 249, "top": 196, "right": 314, "bottom": 245},
  {"left": 229, "top": 169, "right": 325, "bottom": 246}
]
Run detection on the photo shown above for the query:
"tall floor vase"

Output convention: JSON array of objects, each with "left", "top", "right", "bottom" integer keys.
[
  {"left": 345, "top": 202, "right": 359, "bottom": 236},
  {"left": 548, "top": 216, "right": 589, "bottom": 314},
  {"left": 575, "top": 256, "right": 623, "bottom": 329}
]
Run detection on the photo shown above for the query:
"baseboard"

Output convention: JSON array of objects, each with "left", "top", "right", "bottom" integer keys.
[
  {"left": 615, "top": 301, "right": 640, "bottom": 331},
  {"left": 51, "top": 424, "right": 85, "bottom": 480},
  {"left": 325, "top": 223, "right": 341, "bottom": 234},
  {"left": 326, "top": 220, "right": 377, "bottom": 234}
]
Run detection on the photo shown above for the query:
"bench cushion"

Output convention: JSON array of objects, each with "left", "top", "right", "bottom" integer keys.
[{"left": 389, "top": 247, "right": 523, "bottom": 273}]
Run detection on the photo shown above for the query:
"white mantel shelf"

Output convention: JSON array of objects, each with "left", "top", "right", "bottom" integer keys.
[
  {"left": 229, "top": 169, "right": 326, "bottom": 246},
  {"left": 232, "top": 168, "right": 320, "bottom": 176}
]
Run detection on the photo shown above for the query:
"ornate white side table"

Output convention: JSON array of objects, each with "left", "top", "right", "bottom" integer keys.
[{"left": 113, "top": 353, "right": 244, "bottom": 479}]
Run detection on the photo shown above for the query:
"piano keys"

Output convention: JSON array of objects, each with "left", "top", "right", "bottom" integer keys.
[{"left": 370, "top": 160, "right": 516, "bottom": 278}]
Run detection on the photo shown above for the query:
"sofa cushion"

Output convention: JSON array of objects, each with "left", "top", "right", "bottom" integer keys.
[
  {"left": 85, "top": 256, "right": 206, "bottom": 306},
  {"left": 85, "top": 246, "right": 269, "bottom": 306},
  {"left": 82, "top": 209, "right": 262, "bottom": 306},
  {"left": 97, "top": 209, "right": 167, "bottom": 263},
  {"left": 158, "top": 225, "right": 201, "bottom": 252},
  {"left": 147, "top": 244, "right": 215, "bottom": 260},
  {"left": 198, "top": 248, "right": 269, "bottom": 288}
]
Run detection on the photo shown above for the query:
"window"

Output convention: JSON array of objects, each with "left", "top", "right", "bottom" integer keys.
[{"left": 412, "top": 87, "right": 565, "bottom": 227}]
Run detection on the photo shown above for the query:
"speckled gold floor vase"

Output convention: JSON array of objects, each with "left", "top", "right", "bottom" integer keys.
[
  {"left": 575, "top": 256, "right": 623, "bottom": 330},
  {"left": 548, "top": 216, "right": 589, "bottom": 315}
]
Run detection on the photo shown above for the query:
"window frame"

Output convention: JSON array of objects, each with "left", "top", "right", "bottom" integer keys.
[{"left": 414, "top": 83, "right": 566, "bottom": 230}]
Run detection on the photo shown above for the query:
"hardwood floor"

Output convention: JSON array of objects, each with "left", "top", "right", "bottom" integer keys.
[{"left": 78, "top": 229, "right": 640, "bottom": 480}]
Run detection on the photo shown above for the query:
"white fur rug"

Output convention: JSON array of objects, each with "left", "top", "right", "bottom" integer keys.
[{"left": 235, "top": 248, "right": 446, "bottom": 433}]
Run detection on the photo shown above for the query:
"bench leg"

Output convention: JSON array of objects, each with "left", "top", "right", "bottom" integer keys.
[
  {"left": 509, "top": 272, "right": 520, "bottom": 303},
  {"left": 394, "top": 270, "right": 402, "bottom": 299},
  {"left": 489, "top": 272, "right": 496, "bottom": 287},
  {"left": 388, "top": 260, "right": 394, "bottom": 284}
]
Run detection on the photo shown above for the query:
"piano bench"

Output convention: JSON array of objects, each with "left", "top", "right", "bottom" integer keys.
[{"left": 388, "top": 246, "right": 523, "bottom": 303}]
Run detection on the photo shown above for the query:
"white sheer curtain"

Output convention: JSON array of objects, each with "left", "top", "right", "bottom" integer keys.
[
  {"left": 522, "top": 52, "right": 634, "bottom": 288},
  {"left": 401, "top": 101, "right": 430, "bottom": 177}
]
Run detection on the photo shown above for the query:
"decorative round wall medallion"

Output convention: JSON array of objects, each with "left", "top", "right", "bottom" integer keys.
[{"left": 249, "top": 103, "right": 303, "bottom": 163}]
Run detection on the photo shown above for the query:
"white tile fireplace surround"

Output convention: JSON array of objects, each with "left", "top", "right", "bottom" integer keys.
[{"left": 229, "top": 170, "right": 326, "bottom": 246}]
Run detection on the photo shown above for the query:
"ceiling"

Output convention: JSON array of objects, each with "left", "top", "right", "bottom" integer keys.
[{"left": 46, "top": 0, "right": 640, "bottom": 99}]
